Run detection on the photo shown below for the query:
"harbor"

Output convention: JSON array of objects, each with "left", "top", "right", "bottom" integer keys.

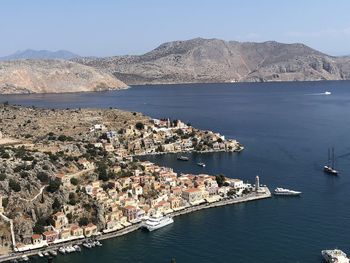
[{"left": 0, "top": 187, "right": 271, "bottom": 263}]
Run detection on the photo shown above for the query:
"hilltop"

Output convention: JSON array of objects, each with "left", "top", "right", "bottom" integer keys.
[
  {"left": 0, "top": 60, "right": 128, "bottom": 94},
  {"left": 74, "top": 38, "right": 350, "bottom": 84}
]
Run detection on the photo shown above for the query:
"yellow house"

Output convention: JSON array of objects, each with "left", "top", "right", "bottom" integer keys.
[
  {"left": 83, "top": 223, "right": 98, "bottom": 237},
  {"left": 52, "top": 211, "right": 68, "bottom": 229},
  {"left": 182, "top": 188, "right": 203, "bottom": 203},
  {"left": 60, "top": 227, "right": 71, "bottom": 240},
  {"left": 70, "top": 224, "right": 83, "bottom": 237}
]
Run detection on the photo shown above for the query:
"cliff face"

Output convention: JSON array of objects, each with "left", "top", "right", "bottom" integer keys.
[
  {"left": 74, "top": 38, "right": 350, "bottom": 85},
  {"left": 0, "top": 60, "right": 128, "bottom": 94}
]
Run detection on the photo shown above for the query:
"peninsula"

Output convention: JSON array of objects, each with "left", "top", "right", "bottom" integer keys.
[{"left": 0, "top": 103, "right": 269, "bottom": 261}]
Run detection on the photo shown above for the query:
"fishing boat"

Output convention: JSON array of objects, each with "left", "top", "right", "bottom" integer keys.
[{"left": 324, "top": 148, "right": 338, "bottom": 175}]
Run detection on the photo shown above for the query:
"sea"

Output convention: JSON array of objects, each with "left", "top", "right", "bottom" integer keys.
[{"left": 1, "top": 80, "right": 350, "bottom": 263}]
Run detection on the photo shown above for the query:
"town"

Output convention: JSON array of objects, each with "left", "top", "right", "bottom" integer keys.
[{"left": 0, "top": 104, "right": 269, "bottom": 262}]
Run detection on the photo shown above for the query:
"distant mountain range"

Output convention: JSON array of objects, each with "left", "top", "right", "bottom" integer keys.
[
  {"left": 0, "top": 49, "right": 80, "bottom": 61},
  {"left": 74, "top": 38, "right": 350, "bottom": 84}
]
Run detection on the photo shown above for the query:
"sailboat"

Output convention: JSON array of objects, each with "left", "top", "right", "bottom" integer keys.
[{"left": 324, "top": 148, "right": 338, "bottom": 175}]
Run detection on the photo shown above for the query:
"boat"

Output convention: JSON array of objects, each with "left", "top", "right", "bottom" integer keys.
[
  {"left": 43, "top": 251, "right": 50, "bottom": 257},
  {"left": 324, "top": 91, "right": 332, "bottom": 95},
  {"left": 21, "top": 256, "right": 29, "bottom": 262},
  {"left": 73, "top": 245, "right": 81, "bottom": 252},
  {"left": 197, "top": 162, "right": 206, "bottom": 167},
  {"left": 65, "top": 245, "right": 75, "bottom": 253},
  {"left": 82, "top": 242, "right": 92, "bottom": 249},
  {"left": 38, "top": 252, "right": 44, "bottom": 258},
  {"left": 49, "top": 250, "right": 57, "bottom": 256},
  {"left": 95, "top": 240, "right": 102, "bottom": 247},
  {"left": 274, "top": 187, "right": 302, "bottom": 196},
  {"left": 177, "top": 156, "right": 189, "bottom": 161},
  {"left": 322, "top": 249, "right": 349, "bottom": 263},
  {"left": 324, "top": 148, "right": 338, "bottom": 175},
  {"left": 142, "top": 214, "right": 174, "bottom": 231},
  {"left": 58, "top": 247, "right": 66, "bottom": 254}
]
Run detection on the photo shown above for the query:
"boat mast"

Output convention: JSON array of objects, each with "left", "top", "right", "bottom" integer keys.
[
  {"left": 332, "top": 147, "right": 335, "bottom": 169},
  {"left": 327, "top": 148, "right": 331, "bottom": 166}
]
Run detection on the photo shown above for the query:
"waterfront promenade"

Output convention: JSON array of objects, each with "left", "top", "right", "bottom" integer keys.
[{"left": 0, "top": 187, "right": 271, "bottom": 263}]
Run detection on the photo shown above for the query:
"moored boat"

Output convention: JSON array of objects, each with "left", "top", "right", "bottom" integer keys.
[
  {"left": 38, "top": 252, "right": 44, "bottom": 258},
  {"left": 142, "top": 214, "right": 174, "bottom": 231}
]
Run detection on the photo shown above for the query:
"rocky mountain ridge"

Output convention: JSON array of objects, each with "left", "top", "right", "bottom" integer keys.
[
  {"left": 0, "top": 60, "right": 128, "bottom": 94},
  {"left": 74, "top": 38, "right": 350, "bottom": 85},
  {"left": 0, "top": 49, "right": 79, "bottom": 61}
]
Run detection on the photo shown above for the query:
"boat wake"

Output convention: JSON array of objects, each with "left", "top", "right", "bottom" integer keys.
[{"left": 304, "top": 91, "right": 332, "bottom": 96}]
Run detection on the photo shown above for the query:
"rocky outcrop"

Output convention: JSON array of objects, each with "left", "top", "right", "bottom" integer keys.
[
  {"left": 74, "top": 38, "right": 350, "bottom": 85},
  {"left": 0, "top": 60, "right": 128, "bottom": 94}
]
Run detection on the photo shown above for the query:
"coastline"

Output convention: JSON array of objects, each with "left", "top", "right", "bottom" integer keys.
[{"left": 0, "top": 187, "right": 271, "bottom": 262}]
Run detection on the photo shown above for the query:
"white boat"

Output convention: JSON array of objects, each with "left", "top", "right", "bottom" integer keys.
[
  {"left": 58, "top": 247, "right": 66, "bottom": 254},
  {"left": 324, "top": 91, "right": 332, "bottom": 95},
  {"left": 73, "top": 245, "right": 81, "bottom": 252},
  {"left": 49, "top": 250, "right": 57, "bottom": 256},
  {"left": 95, "top": 240, "right": 102, "bottom": 247},
  {"left": 274, "top": 187, "right": 301, "bottom": 196},
  {"left": 197, "top": 162, "right": 206, "bottom": 167},
  {"left": 142, "top": 215, "right": 174, "bottom": 231},
  {"left": 322, "top": 249, "right": 349, "bottom": 263},
  {"left": 43, "top": 251, "right": 50, "bottom": 257},
  {"left": 38, "top": 252, "right": 44, "bottom": 258},
  {"left": 83, "top": 242, "right": 92, "bottom": 249},
  {"left": 65, "top": 246, "right": 76, "bottom": 253},
  {"left": 21, "top": 256, "right": 29, "bottom": 262}
]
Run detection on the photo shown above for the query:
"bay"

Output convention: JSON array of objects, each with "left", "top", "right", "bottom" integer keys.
[{"left": 2, "top": 81, "right": 350, "bottom": 262}]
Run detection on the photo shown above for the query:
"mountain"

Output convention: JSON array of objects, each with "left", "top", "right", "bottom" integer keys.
[
  {"left": 74, "top": 38, "right": 350, "bottom": 84},
  {"left": 0, "top": 60, "right": 128, "bottom": 94},
  {"left": 0, "top": 49, "right": 79, "bottom": 61}
]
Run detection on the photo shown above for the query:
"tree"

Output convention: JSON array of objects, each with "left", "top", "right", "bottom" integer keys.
[
  {"left": 37, "top": 172, "right": 49, "bottom": 183},
  {"left": 47, "top": 179, "right": 61, "bottom": 193},
  {"left": 79, "top": 217, "right": 89, "bottom": 226},
  {"left": 52, "top": 198, "right": 61, "bottom": 211},
  {"left": 215, "top": 174, "right": 226, "bottom": 187},
  {"left": 70, "top": 177, "right": 78, "bottom": 186},
  {"left": 0, "top": 173, "right": 6, "bottom": 181},
  {"left": 9, "top": 179, "right": 21, "bottom": 192},
  {"left": 135, "top": 122, "right": 144, "bottom": 130}
]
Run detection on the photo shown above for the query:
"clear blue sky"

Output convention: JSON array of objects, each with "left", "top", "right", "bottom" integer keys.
[{"left": 1, "top": 0, "right": 350, "bottom": 57}]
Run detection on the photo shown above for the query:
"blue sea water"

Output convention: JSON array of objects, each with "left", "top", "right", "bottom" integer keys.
[{"left": 2, "top": 81, "right": 350, "bottom": 262}]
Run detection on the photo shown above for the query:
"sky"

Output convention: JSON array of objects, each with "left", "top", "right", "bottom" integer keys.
[{"left": 1, "top": 0, "right": 350, "bottom": 57}]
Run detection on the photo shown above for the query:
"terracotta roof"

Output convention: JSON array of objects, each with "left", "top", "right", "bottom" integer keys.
[
  {"left": 43, "top": 230, "right": 57, "bottom": 236},
  {"left": 124, "top": 205, "right": 136, "bottom": 210},
  {"left": 32, "top": 234, "right": 42, "bottom": 239},
  {"left": 183, "top": 188, "right": 200, "bottom": 193}
]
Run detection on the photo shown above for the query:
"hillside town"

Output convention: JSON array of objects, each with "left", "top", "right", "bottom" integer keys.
[{"left": 0, "top": 104, "right": 268, "bottom": 261}]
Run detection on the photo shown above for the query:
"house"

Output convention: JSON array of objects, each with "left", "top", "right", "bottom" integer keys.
[
  {"left": 168, "top": 197, "right": 181, "bottom": 209},
  {"left": 83, "top": 223, "right": 98, "bottom": 237},
  {"left": 122, "top": 205, "right": 138, "bottom": 222},
  {"left": 229, "top": 179, "right": 244, "bottom": 189},
  {"left": 70, "top": 224, "right": 83, "bottom": 237},
  {"left": 60, "top": 228, "right": 71, "bottom": 240},
  {"left": 52, "top": 212, "right": 68, "bottom": 229},
  {"left": 77, "top": 158, "right": 94, "bottom": 170},
  {"left": 31, "top": 234, "right": 43, "bottom": 245},
  {"left": 182, "top": 188, "right": 203, "bottom": 203},
  {"left": 42, "top": 230, "right": 57, "bottom": 243},
  {"left": 55, "top": 173, "right": 70, "bottom": 187}
]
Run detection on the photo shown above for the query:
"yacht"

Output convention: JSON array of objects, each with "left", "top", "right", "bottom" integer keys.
[
  {"left": 274, "top": 187, "right": 301, "bottom": 196},
  {"left": 322, "top": 249, "right": 349, "bottom": 263},
  {"left": 197, "top": 162, "right": 206, "bottom": 167},
  {"left": 324, "top": 91, "right": 332, "bottom": 95},
  {"left": 324, "top": 148, "right": 338, "bottom": 175},
  {"left": 142, "top": 215, "right": 174, "bottom": 231},
  {"left": 177, "top": 156, "right": 189, "bottom": 161}
]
